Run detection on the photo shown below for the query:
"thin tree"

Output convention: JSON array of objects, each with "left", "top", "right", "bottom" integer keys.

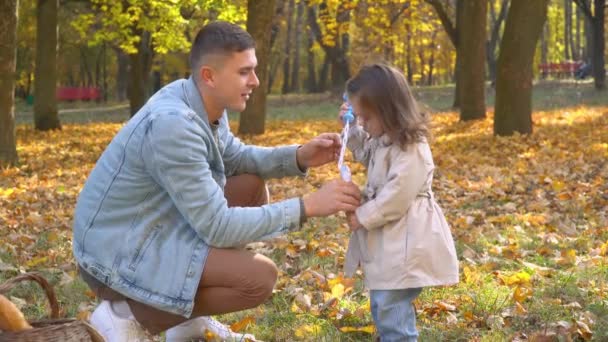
[
  {"left": 282, "top": 0, "right": 295, "bottom": 94},
  {"left": 239, "top": 0, "right": 277, "bottom": 134},
  {"left": 0, "top": 0, "right": 19, "bottom": 166},
  {"left": 486, "top": 0, "right": 509, "bottom": 83},
  {"left": 306, "top": 1, "right": 351, "bottom": 92},
  {"left": 494, "top": 0, "right": 550, "bottom": 136},
  {"left": 572, "top": 0, "right": 606, "bottom": 89},
  {"left": 424, "top": 0, "right": 463, "bottom": 108},
  {"left": 458, "top": 0, "right": 487, "bottom": 121},
  {"left": 34, "top": 0, "right": 61, "bottom": 131},
  {"left": 290, "top": 0, "right": 304, "bottom": 92}
]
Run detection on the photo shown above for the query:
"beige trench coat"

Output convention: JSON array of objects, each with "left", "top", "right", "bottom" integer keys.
[{"left": 344, "top": 125, "right": 459, "bottom": 290}]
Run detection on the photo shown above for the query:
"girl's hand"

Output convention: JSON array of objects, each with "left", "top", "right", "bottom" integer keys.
[{"left": 346, "top": 212, "right": 362, "bottom": 231}]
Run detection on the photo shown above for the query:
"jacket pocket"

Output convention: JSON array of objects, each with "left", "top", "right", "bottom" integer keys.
[{"left": 128, "top": 224, "right": 162, "bottom": 271}]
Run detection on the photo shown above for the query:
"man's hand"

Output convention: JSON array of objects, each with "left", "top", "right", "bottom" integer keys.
[
  {"left": 302, "top": 179, "right": 360, "bottom": 217},
  {"left": 346, "top": 212, "right": 362, "bottom": 231},
  {"left": 296, "top": 133, "right": 341, "bottom": 170}
]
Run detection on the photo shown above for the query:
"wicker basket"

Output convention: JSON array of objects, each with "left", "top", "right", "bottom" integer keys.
[{"left": 0, "top": 272, "right": 104, "bottom": 342}]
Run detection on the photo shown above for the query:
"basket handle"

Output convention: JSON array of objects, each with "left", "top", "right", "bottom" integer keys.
[{"left": 0, "top": 272, "right": 60, "bottom": 319}]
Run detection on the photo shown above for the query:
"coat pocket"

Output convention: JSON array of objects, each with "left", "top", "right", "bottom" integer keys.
[{"left": 128, "top": 224, "right": 162, "bottom": 271}]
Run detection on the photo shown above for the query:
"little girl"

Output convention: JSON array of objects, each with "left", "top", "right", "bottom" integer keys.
[{"left": 340, "top": 64, "right": 459, "bottom": 341}]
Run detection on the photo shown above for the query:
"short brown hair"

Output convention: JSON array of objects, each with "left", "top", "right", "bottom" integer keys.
[
  {"left": 346, "top": 63, "right": 429, "bottom": 149},
  {"left": 190, "top": 21, "right": 255, "bottom": 74}
]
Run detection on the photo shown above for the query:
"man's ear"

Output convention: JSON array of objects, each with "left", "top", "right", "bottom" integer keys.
[{"left": 199, "top": 66, "right": 215, "bottom": 87}]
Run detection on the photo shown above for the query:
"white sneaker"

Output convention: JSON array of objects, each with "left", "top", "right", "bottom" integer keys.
[
  {"left": 165, "top": 316, "right": 257, "bottom": 342},
  {"left": 89, "top": 300, "right": 151, "bottom": 342}
]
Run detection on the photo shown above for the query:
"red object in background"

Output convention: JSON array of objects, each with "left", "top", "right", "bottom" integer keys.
[
  {"left": 538, "top": 61, "right": 583, "bottom": 78},
  {"left": 56, "top": 87, "right": 100, "bottom": 101}
]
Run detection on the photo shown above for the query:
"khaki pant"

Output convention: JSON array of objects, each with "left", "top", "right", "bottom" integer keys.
[{"left": 80, "top": 174, "right": 277, "bottom": 334}]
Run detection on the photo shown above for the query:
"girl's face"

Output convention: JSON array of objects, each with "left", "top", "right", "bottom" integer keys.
[{"left": 351, "top": 96, "right": 384, "bottom": 137}]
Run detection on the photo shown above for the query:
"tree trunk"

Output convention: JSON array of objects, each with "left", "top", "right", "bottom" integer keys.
[
  {"left": 565, "top": 0, "right": 572, "bottom": 60},
  {"left": 590, "top": 0, "right": 605, "bottom": 89},
  {"left": 427, "top": 32, "right": 437, "bottom": 86},
  {"left": 452, "top": 0, "right": 464, "bottom": 108},
  {"left": 95, "top": 46, "right": 103, "bottom": 89},
  {"left": 584, "top": 8, "right": 593, "bottom": 62},
  {"left": 0, "top": 0, "right": 19, "bottom": 166},
  {"left": 540, "top": 23, "right": 549, "bottom": 79},
  {"left": 494, "top": 0, "right": 549, "bottom": 136},
  {"left": 459, "top": 0, "right": 486, "bottom": 121},
  {"left": 128, "top": 31, "right": 153, "bottom": 116},
  {"left": 239, "top": 0, "right": 276, "bottom": 135},
  {"left": 418, "top": 50, "right": 426, "bottom": 86},
  {"left": 80, "top": 47, "right": 93, "bottom": 86},
  {"left": 306, "top": 1, "right": 350, "bottom": 92},
  {"left": 486, "top": 0, "right": 509, "bottom": 83},
  {"left": 406, "top": 22, "right": 413, "bottom": 84},
  {"left": 290, "top": 0, "right": 304, "bottom": 92},
  {"left": 267, "top": 0, "right": 285, "bottom": 93},
  {"left": 567, "top": 0, "right": 578, "bottom": 59},
  {"left": 319, "top": 51, "right": 330, "bottom": 92},
  {"left": 282, "top": 0, "right": 294, "bottom": 94},
  {"left": 102, "top": 43, "right": 108, "bottom": 102},
  {"left": 575, "top": 6, "right": 582, "bottom": 60},
  {"left": 34, "top": 0, "right": 60, "bottom": 131},
  {"left": 305, "top": 12, "right": 318, "bottom": 93},
  {"left": 574, "top": 0, "right": 606, "bottom": 89},
  {"left": 331, "top": 1, "right": 351, "bottom": 90},
  {"left": 115, "top": 48, "right": 128, "bottom": 101}
]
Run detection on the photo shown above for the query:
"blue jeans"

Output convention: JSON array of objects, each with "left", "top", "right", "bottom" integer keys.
[{"left": 370, "top": 288, "right": 423, "bottom": 342}]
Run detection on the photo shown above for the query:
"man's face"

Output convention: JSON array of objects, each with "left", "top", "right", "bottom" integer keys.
[
  {"left": 213, "top": 49, "right": 260, "bottom": 113},
  {"left": 351, "top": 97, "right": 384, "bottom": 137}
]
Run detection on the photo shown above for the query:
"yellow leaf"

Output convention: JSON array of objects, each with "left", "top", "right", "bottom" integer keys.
[
  {"left": 515, "top": 302, "right": 528, "bottom": 314},
  {"left": 557, "top": 249, "right": 577, "bottom": 266},
  {"left": 25, "top": 256, "right": 48, "bottom": 268},
  {"left": 599, "top": 241, "right": 608, "bottom": 256},
  {"left": 76, "top": 310, "right": 91, "bottom": 321},
  {"left": 331, "top": 283, "right": 345, "bottom": 299},
  {"left": 463, "top": 311, "right": 476, "bottom": 321},
  {"left": 286, "top": 245, "right": 299, "bottom": 258},
  {"left": 552, "top": 180, "right": 566, "bottom": 192},
  {"left": 0, "top": 188, "right": 15, "bottom": 197},
  {"left": 47, "top": 231, "right": 59, "bottom": 243},
  {"left": 230, "top": 316, "right": 255, "bottom": 333},
  {"left": 513, "top": 286, "right": 533, "bottom": 303},
  {"left": 204, "top": 330, "right": 218, "bottom": 340},
  {"left": 463, "top": 266, "right": 480, "bottom": 283},
  {"left": 435, "top": 301, "right": 456, "bottom": 311},
  {"left": 294, "top": 324, "right": 322, "bottom": 338},
  {"left": 339, "top": 325, "right": 375, "bottom": 334},
  {"left": 497, "top": 271, "right": 531, "bottom": 286}
]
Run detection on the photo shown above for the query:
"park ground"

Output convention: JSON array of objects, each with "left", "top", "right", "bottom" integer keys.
[{"left": 1, "top": 80, "right": 607, "bottom": 341}]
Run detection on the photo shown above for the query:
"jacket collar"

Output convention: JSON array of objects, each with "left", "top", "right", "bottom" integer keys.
[{"left": 184, "top": 76, "right": 210, "bottom": 124}]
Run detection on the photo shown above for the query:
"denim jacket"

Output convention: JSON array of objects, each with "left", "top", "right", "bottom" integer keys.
[{"left": 73, "top": 77, "right": 305, "bottom": 317}]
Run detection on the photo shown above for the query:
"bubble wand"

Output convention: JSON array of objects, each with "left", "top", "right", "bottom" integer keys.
[{"left": 338, "top": 94, "right": 355, "bottom": 181}]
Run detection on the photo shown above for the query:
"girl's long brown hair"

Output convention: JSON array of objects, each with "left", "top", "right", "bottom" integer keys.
[{"left": 346, "top": 63, "right": 430, "bottom": 149}]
